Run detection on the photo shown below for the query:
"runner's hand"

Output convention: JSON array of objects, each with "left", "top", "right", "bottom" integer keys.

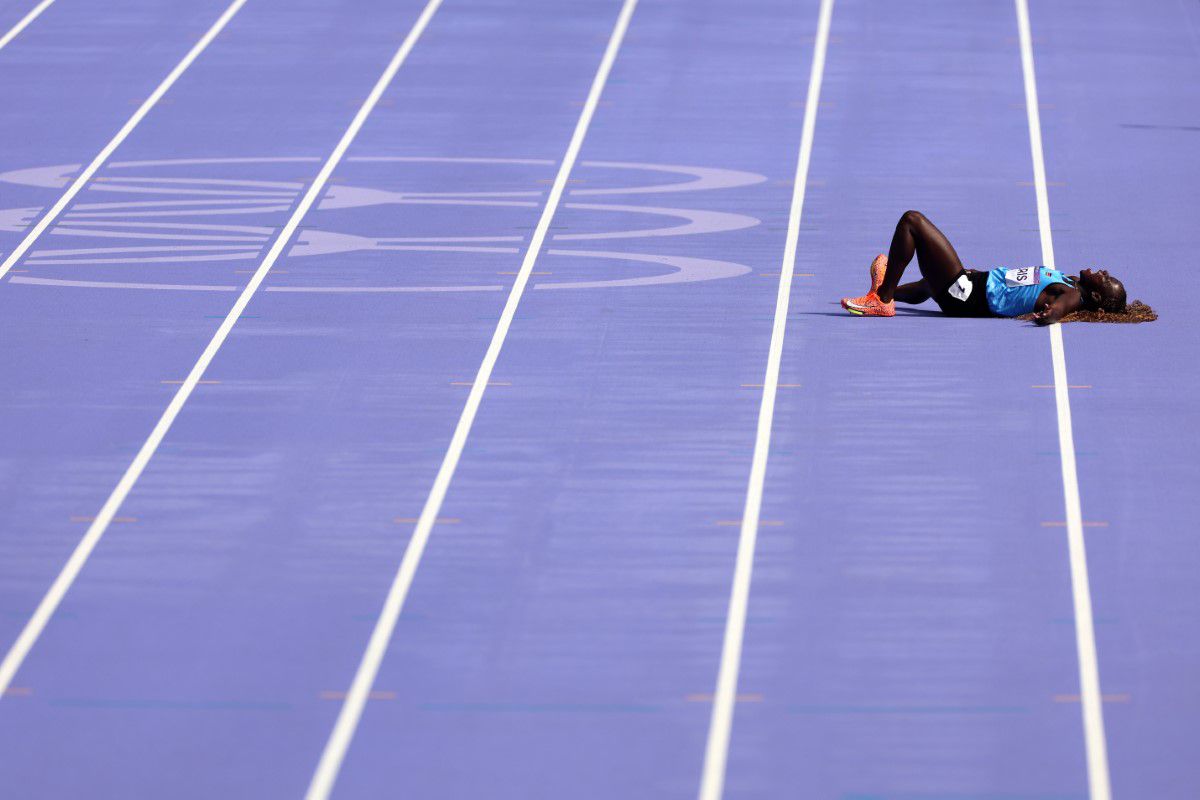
[{"left": 1031, "top": 307, "right": 1057, "bottom": 326}]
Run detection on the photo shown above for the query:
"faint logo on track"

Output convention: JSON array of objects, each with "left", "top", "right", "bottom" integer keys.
[{"left": 0, "top": 156, "right": 766, "bottom": 294}]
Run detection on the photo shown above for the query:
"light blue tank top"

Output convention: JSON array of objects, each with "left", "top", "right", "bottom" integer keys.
[{"left": 984, "top": 266, "right": 1073, "bottom": 316}]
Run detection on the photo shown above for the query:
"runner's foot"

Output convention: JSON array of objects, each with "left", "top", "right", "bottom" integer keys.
[
  {"left": 842, "top": 291, "right": 895, "bottom": 317},
  {"left": 870, "top": 253, "right": 887, "bottom": 294}
]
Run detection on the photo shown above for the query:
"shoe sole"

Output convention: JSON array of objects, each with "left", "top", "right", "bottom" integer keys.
[{"left": 844, "top": 303, "right": 893, "bottom": 317}]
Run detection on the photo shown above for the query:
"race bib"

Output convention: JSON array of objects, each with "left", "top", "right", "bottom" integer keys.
[
  {"left": 1003, "top": 267, "right": 1039, "bottom": 288},
  {"left": 948, "top": 273, "right": 973, "bottom": 301}
]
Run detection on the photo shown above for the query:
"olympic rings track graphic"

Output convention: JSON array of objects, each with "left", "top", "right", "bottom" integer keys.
[{"left": 0, "top": 156, "right": 766, "bottom": 293}]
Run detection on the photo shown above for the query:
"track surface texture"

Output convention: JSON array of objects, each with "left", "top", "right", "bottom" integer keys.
[{"left": 0, "top": 0, "right": 1195, "bottom": 798}]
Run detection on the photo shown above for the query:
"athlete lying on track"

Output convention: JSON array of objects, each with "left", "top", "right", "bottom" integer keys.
[{"left": 841, "top": 210, "right": 1153, "bottom": 323}]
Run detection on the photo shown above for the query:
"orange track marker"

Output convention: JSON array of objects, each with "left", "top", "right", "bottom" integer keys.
[
  {"left": 1054, "top": 693, "right": 1129, "bottom": 704},
  {"left": 686, "top": 693, "right": 763, "bottom": 703},
  {"left": 321, "top": 690, "right": 396, "bottom": 701}
]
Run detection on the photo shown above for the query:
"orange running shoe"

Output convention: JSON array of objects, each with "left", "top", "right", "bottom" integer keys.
[
  {"left": 870, "top": 253, "right": 888, "bottom": 293},
  {"left": 842, "top": 291, "right": 895, "bottom": 317},
  {"left": 841, "top": 254, "right": 894, "bottom": 316}
]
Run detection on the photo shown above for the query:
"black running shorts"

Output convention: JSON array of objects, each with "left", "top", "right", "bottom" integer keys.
[{"left": 934, "top": 270, "right": 993, "bottom": 318}]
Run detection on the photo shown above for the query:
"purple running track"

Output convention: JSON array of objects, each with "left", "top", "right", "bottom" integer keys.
[{"left": 0, "top": 0, "right": 1196, "bottom": 798}]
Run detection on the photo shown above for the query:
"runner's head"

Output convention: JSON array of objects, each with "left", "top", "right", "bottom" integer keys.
[{"left": 1077, "top": 268, "right": 1126, "bottom": 313}]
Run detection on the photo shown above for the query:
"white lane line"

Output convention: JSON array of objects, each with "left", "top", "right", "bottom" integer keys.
[
  {"left": 1014, "top": 1, "right": 1111, "bottom": 798},
  {"left": 0, "top": 0, "right": 250, "bottom": 282},
  {"left": 302, "top": 1, "right": 639, "bottom": 797},
  {"left": 0, "top": 0, "right": 446, "bottom": 700},
  {"left": 0, "top": 0, "right": 56, "bottom": 53},
  {"left": 697, "top": 1, "right": 833, "bottom": 798}
]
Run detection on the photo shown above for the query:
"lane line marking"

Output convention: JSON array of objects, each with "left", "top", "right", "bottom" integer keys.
[
  {"left": 0, "top": 0, "right": 56, "bottom": 54},
  {"left": 1032, "top": 384, "right": 1091, "bottom": 389},
  {"left": 0, "top": 0, "right": 250, "bottom": 282},
  {"left": 0, "top": 0, "right": 445, "bottom": 707},
  {"left": 303, "top": 2, "right": 640, "bottom": 797},
  {"left": 161, "top": 379, "right": 221, "bottom": 385},
  {"left": 1041, "top": 521, "right": 1109, "bottom": 528},
  {"left": 69, "top": 516, "right": 136, "bottom": 524},
  {"left": 698, "top": 2, "right": 834, "bottom": 799},
  {"left": 1015, "top": 1, "right": 1111, "bottom": 797},
  {"left": 392, "top": 517, "right": 459, "bottom": 525},
  {"left": 714, "top": 520, "right": 783, "bottom": 527},
  {"left": 450, "top": 380, "right": 511, "bottom": 386}
]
